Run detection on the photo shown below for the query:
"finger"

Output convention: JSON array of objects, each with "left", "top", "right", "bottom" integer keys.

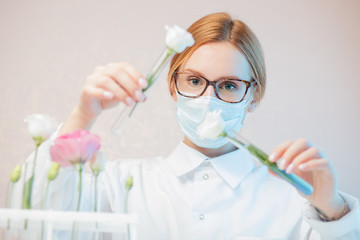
[
  {"left": 82, "top": 85, "right": 115, "bottom": 101},
  {"left": 86, "top": 74, "right": 136, "bottom": 106},
  {"left": 121, "top": 62, "right": 148, "bottom": 89},
  {"left": 110, "top": 70, "right": 145, "bottom": 102},
  {"left": 97, "top": 75, "right": 137, "bottom": 106},
  {"left": 278, "top": 138, "right": 311, "bottom": 171},
  {"left": 94, "top": 62, "right": 148, "bottom": 92},
  {"left": 100, "top": 64, "right": 145, "bottom": 102},
  {"left": 269, "top": 140, "right": 293, "bottom": 163},
  {"left": 285, "top": 147, "right": 320, "bottom": 174},
  {"left": 298, "top": 158, "right": 329, "bottom": 172}
]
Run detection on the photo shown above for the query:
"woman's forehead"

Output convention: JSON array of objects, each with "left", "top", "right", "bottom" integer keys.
[{"left": 181, "top": 42, "right": 252, "bottom": 81}]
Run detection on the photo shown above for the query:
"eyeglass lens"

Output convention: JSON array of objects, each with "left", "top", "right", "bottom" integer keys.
[{"left": 176, "top": 72, "right": 248, "bottom": 102}]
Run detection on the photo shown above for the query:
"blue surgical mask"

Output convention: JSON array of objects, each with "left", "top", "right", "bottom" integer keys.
[{"left": 175, "top": 92, "right": 252, "bottom": 148}]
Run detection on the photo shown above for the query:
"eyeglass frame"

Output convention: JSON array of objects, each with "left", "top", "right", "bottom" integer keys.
[{"left": 173, "top": 71, "right": 256, "bottom": 103}]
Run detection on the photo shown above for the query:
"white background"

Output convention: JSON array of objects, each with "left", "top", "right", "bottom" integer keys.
[{"left": 0, "top": 0, "right": 359, "bottom": 207}]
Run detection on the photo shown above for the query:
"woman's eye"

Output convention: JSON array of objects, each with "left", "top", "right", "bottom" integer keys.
[
  {"left": 225, "top": 83, "right": 234, "bottom": 90},
  {"left": 191, "top": 79, "right": 199, "bottom": 85},
  {"left": 188, "top": 77, "right": 202, "bottom": 86},
  {"left": 221, "top": 82, "right": 237, "bottom": 91}
]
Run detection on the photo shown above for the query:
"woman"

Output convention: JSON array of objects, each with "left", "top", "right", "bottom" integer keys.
[{"left": 30, "top": 12, "right": 359, "bottom": 239}]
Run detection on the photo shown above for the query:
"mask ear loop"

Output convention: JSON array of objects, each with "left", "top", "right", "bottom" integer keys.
[
  {"left": 227, "top": 85, "right": 255, "bottom": 138},
  {"left": 233, "top": 78, "right": 256, "bottom": 111},
  {"left": 238, "top": 83, "right": 254, "bottom": 107},
  {"left": 251, "top": 80, "right": 261, "bottom": 102}
]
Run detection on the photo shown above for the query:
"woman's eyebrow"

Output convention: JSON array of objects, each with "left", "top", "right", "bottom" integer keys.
[
  {"left": 183, "top": 68, "right": 243, "bottom": 81},
  {"left": 183, "top": 68, "right": 204, "bottom": 76}
]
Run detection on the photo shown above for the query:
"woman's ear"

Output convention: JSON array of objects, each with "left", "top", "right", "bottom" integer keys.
[
  {"left": 170, "top": 78, "right": 177, "bottom": 101},
  {"left": 171, "top": 91, "right": 177, "bottom": 101},
  {"left": 247, "top": 100, "right": 258, "bottom": 112},
  {"left": 247, "top": 84, "right": 259, "bottom": 112}
]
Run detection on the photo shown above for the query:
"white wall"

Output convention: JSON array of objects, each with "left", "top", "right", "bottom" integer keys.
[{"left": 0, "top": 0, "right": 359, "bottom": 207}]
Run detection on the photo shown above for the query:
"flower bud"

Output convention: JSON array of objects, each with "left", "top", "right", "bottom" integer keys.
[
  {"left": 10, "top": 165, "right": 22, "bottom": 183},
  {"left": 48, "top": 162, "right": 61, "bottom": 181},
  {"left": 126, "top": 176, "right": 133, "bottom": 190},
  {"left": 90, "top": 151, "right": 107, "bottom": 177}
]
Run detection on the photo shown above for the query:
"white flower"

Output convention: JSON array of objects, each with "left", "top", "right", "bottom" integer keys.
[
  {"left": 165, "top": 25, "right": 195, "bottom": 53},
  {"left": 197, "top": 110, "right": 226, "bottom": 139},
  {"left": 24, "top": 114, "right": 58, "bottom": 146},
  {"left": 90, "top": 151, "right": 107, "bottom": 176}
]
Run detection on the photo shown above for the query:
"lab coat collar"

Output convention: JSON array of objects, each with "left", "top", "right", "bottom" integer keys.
[{"left": 167, "top": 141, "right": 255, "bottom": 188}]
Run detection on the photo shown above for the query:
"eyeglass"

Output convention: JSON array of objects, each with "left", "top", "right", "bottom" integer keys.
[{"left": 173, "top": 71, "right": 255, "bottom": 103}]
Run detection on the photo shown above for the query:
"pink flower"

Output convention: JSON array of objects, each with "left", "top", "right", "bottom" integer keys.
[{"left": 50, "top": 129, "right": 101, "bottom": 167}]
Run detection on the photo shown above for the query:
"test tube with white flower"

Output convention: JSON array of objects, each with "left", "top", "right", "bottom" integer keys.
[
  {"left": 112, "top": 25, "right": 195, "bottom": 135},
  {"left": 197, "top": 110, "right": 314, "bottom": 196}
]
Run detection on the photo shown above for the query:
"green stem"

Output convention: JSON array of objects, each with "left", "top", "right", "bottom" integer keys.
[
  {"left": 94, "top": 174, "right": 100, "bottom": 231},
  {"left": 112, "top": 49, "right": 174, "bottom": 135},
  {"left": 6, "top": 182, "right": 14, "bottom": 208},
  {"left": 29, "top": 144, "right": 39, "bottom": 208},
  {"left": 22, "top": 145, "right": 39, "bottom": 210},
  {"left": 71, "top": 164, "right": 83, "bottom": 240},
  {"left": 226, "top": 135, "right": 287, "bottom": 176},
  {"left": 125, "top": 189, "right": 129, "bottom": 214},
  {"left": 71, "top": 222, "right": 78, "bottom": 240},
  {"left": 226, "top": 135, "right": 313, "bottom": 195},
  {"left": 246, "top": 144, "right": 278, "bottom": 168},
  {"left": 21, "top": 163, "right": 29, "bottom": 230},
  {"left": 31, "top": 144, "right": 39, "bottom": 182},
  {"left": 125, "top": 188, "right": 130, "bottom": 240},
  {"left": 227, "top": 135, "right": 283, "bottom": 171},
  {"left": 94, "top": 175, "right": 98, "bottom": 212},
  {"left": 41, "top": 180, "right": 50, "bottom": 209},
  {"left": 144, "top": 48, "right": 174, "bottom": 92},
  {"left": 6, "top": 183, "right": 14, "bottom": 234},
  {"left": 22, "top": 156, "right": 37, "bottom": 229},
  {"left": 127, "top": 49, "right": 173, "bottom": 120},
  {"left": 77, "top": 164, "right": 83, "bottom": 211},
  {"left": 21, "top": 163, "right": 28, "bottom": 208},
  {"left": 40, "top": 180, "right": 50, "bottom": 240}
]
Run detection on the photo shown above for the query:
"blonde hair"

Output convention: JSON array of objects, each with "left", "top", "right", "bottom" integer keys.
[{"left": 168, "top": 12, "right": 266, "bottom": 102}]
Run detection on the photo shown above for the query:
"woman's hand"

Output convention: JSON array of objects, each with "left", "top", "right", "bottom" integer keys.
[
  {"left": 269, "top": 138, "right": 347, "bottom": 220},
  {"left": 59, "top": 62, "right": 147, "bottom": 135}
]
